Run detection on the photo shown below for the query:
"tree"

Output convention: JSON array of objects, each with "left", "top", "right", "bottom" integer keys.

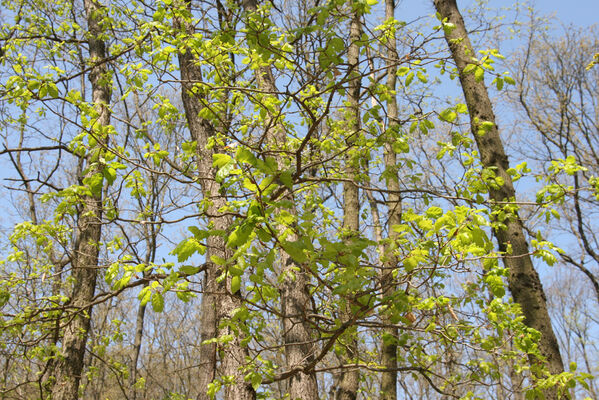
[{"left": 0, "top": 0, "right": 593, "bottom": 399}]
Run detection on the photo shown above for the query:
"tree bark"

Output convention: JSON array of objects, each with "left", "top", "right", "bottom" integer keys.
[
  {"left": 241, "top": 2, "right": 320, "bottom": 399},
  {"left": 336, "top": 8, "right": 361, "bottom": 400},
  {"left": 379, "top": 1, "right": 401, "bottom": 399},
  {"left": 175, "top": 2, "right": 255, "bottom": 399},
  {"left": 433, "top": 0, "right": 565, "bottom": 394},
  {"left": 49, "top": 0, "right": 110, "bottom": 398}
]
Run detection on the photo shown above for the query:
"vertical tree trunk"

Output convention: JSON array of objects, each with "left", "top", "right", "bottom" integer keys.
[
  {"left": 380, "top": 1, "right": 400, "bottom": 399},
  {"left": 49, "top": 0, "right": 110, "bottom": 398},
  {"left": 433, "top": 0, "right": 566, "bottom": 396},
  {"left": 174, "top": 2, "right": 255, "bottom": 399},
  {"left": 336, "top": 9, "right": 361, "bottom": 400},
  {"left": 241, "top": 2, "right": 319, "bottom": 399}
]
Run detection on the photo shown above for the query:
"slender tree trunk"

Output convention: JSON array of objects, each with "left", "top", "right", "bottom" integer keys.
[
  {"left": 336, "top": 9, "right": 361, "bottom": 400},
  {"left": 433, "top": 0, "right": 565, "bottom": 396},
  {"left": 380, "top": 1, "right": 401, "bottom": 398},
  {"left": 175, "top": 2, "right": 255, "bottom": 399},
  {"left": 240, "top": 2, "right": 319, "bottom": 399},
  {"left": 49, "top": 0, "right": 110, "bottom": 398}
]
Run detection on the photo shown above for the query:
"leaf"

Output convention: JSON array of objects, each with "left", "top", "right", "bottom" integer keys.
[
  {"left": 463, "top": 63, "right": 476, "bottom": 74},
  {"left": 236, "top": 147, "right": 257, "bottom": 165},
  {"left": 213, "top": 153, "right": 232, "bottom": 168},
  {"left": 102, "top": 167, "right": 117, "bottom": 185},
  {"left": 484, "top": 274, "right": 505, "bottom": 297},
  {"left": 425, "top": 206, "right": 443, "bottom": 219},
  {"left": 210, "top": 255, "right": 227, "bottom": 266},
  {"left": 474, "top": 66, "right": 484, "bottom": 82},
  {"left": 504, "top": 75, "right": 515, "bottom": 85},
  {"left": 151, "top": 291, "right": 164, "bottom": 312},
  {"left": 84, "top": 172, "right": 104, "bottom": 197},
  {"left": 179, "top": 265, "right": 201, "bottom": 275},
  {"left": 281, "top": 240, "right": 307, "bottom": 263},
  {"left": 495, "top": 77, "right": 503, "bottom": 91},
  {"left": 171, "top": 238, "right": 205, "bottom": 262},
  {"left": 327, "top": 37, "right": 345, "bottom": 55},
  {"left": 439, "top": 108, "right": 457, "bottom": 123},
  {"left": 215, "top": 161, "right": 234, "bottom": 183},
  {"left": 278, "top": 170, "right": 293, "bottom": 189},
  {"left": 231, "top": 275, "right": 241, "bottom": 293},
  {"left": 227, "top": 222, "right": 254, "bottom": 248}
]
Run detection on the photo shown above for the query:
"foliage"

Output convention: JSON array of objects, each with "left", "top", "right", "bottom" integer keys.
[{"left": 0, "top": 0, "right": 594, "bottom": 399}]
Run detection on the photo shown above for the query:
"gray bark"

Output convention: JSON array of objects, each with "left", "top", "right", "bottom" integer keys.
[
  {"left": 433, "top": 0, "right": 566, "bottom": 396},
  {"left": 380, "top": 1, "right": 400, "bottom": 399},
  {"left": 49, "top": 0, "right": 110, "bottom": 398},
  {"left": 336, "top": 9, "right": 361, "bottom": 400},
  {"left": 241, "top": 2, "right": 319, "bottom": 398},
  {"left": 175, "top": 2, "right": 255, "bottom": 399}
]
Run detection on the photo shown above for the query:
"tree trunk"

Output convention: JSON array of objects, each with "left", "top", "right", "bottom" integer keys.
[
  {"left": 433, "top": 0, "right": 565, "bottom": 395},
  {"left": 336, "top": 9, "right": 361, "bottom": 400},
  {"left": 49, "top": 0, "right": 110, "bottom": 398},
  {"left": 241, "top": 2, "right": 320, "bottom": 399},
  {"left": 175, "top": 2, "right": 255, "bottom": 399},
  {"left": 380, "top": 0, "right": 401, "bottom": 399}
]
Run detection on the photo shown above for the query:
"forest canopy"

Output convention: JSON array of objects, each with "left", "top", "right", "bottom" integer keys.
[{"left": 0, "top": 0, "right": 598, "bottom": 399}]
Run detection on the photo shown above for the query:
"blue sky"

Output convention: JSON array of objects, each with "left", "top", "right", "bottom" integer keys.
[
  {"left": 534, "top": 0, "right": 598, "bottom": 26},
  {"left": 396, "top": 0, "right": 598, "bottom": 28}
]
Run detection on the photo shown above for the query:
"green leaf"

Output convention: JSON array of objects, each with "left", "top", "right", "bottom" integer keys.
[
  {"left": 425, "top": 206, "right": 443, "bottom": 219},
  {"left": 281, "top": 240, "right": 307, "bottom": 263},
  {"left": 485, "top": 274, "right": 505, "bottom": 297},
  {"left": 439, "top": 108, "right": 457, "bottom": 123},
  {"left": 227, "top": 223, "right": 254, "bottom": 248},
  {"left": 213, "top": 153, "right": 232, "bottom": 168},
  {"left": 102, "top": 167, "right": 117, "bottom": 185},
  {"left": 236, "top": 147, "right": 257, "bottom": 165},
  {"left": 180, "top": 265, "right": 201, "bottom": 275},
  {"left": 463, "top": 64, "right": 476, "bottom": 74},
  {"left": 278, "top": 170, "right": 293, "bottom": 189},
  {"left": 210, "top": 255, "right": 227, "bottom": 266},
  {"left": 84, "top": 172, "right": 104, "bottom": 197},
  {"left": 216, "top": 161, "right": 234, "bottom": 183},
  {"left": 171, "top": 238, "right": 205, "bottom": 262},
  {"left": 250, "top": 372, "right": 262, "bottom": 391},
  {"left": 151, "top": 291, "right": 164, "bottom": 312},
  {"left": 494, "top": 77, "right": 503, "bottom": 91},
  {"left": 474, "top": 66, "right": 484, "bottom": 82},
  {"left": 327, "top": 37, "right": 345, "bottom": 55},
  {"left": 231, "top": 275, "right": 241, "bottom": 293}
]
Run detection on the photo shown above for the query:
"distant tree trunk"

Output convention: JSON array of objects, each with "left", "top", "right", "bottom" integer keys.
[
  {"left": 433, "top": 0, "right": 566, "bottom": 395},
  {"left": 49, "top": 0, "right": 110, "bottom": 398},
  {"left": 175, "top": 2, "right": 255, "bottom": 399},
  {"left": 241, "top": 2, "right": 319, "bottom": 399},
  {"left": 380, "top": 0, "right": 400, "bottom": 399},
  {"left": 336, "top": 8, "right": 361, "bottom": 400}
]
